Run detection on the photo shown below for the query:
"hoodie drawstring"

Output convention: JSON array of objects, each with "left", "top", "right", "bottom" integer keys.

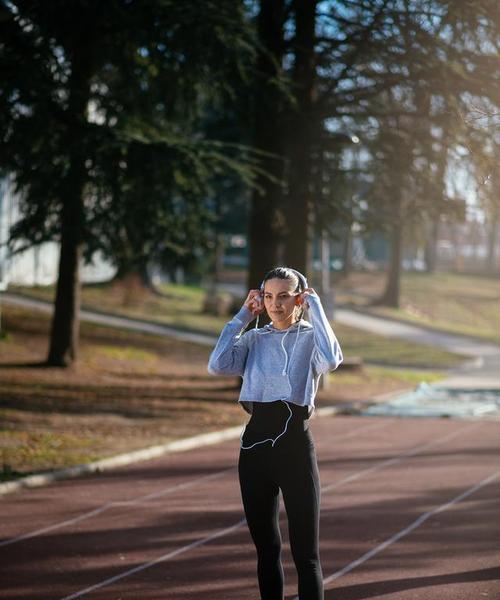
[
  {"left": 241, "top": 320, "right": 302, "bottom": 450},
  {"left": 281, "top": 321, "right": 301, "bottom": 375}
]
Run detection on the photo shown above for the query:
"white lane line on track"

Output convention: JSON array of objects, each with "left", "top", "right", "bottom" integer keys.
[
  {"left": 1, "top": 419, "right": 394, "bottom": 548},
  {"left": 59, "top": 518, "right": 248, "bottom": 600},
  {"left": 321, "top": 422, "right": 482, "bottom": 493},
  {"left": 0, "top": 467, "right": 233, "bottom": 548},
  {"left": 320, "top": 467, "right": 500, "bottom": 589},
  {"left": 315, "top": 418, "right": 395, "bottom": 447},
  {"left": 56, "top": 421, "right": 480, "bottom": 599}
]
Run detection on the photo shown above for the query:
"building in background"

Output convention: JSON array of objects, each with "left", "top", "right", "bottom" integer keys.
[{"left": 0, "top": 176, "right": 116, "bottom": 288}]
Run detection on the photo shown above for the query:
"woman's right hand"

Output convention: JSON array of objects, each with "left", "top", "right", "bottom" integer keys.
[{"left": 244, "top": 289, "right": 265, "bottom": 316}]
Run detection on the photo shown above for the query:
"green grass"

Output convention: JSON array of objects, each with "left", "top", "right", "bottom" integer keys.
[
  {"left": 366, "top": 366, "right": 445, "bottom": 386},
  {"left": 334, "top": 322, "right": 464, "bottom": 369},
  {"left": 97, "top": 345, "right": 159, "bottom": 362},
  {"left": 1, "top": 430, "right": 97, "bottom": 479},
  {"left": 337, "top": 271, "right": 500, "bottom": 345},
  {"left": 12, "top": 282, "right": 224, "bottom": 335},
  {"left": 326, "top": 365, "right": 444, "bottom": 387}
]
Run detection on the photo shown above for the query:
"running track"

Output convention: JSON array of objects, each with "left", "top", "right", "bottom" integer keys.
[{"left": 1, "top": 415, "right": 499, "bottom": 599}]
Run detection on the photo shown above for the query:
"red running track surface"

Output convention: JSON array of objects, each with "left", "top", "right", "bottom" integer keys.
[{"left": 1, "top": 415, "right": 499, "bottom": 600}]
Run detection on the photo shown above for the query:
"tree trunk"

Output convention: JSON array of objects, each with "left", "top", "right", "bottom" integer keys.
[
  {"left": 342, "top": 222, "right": 353, "bottom": 276},
  {"left": 378, "top": 193, "right": 403, "bottom": 308},
  {"left": 486, "top": 208, "right": 498, "bottom": 273},
  {"left": 47, "top": 188, "right": 84, "bottom": 366},
  {"left": 47, "top": 40, "right": 93, "bottom": 366},
  {"left": 380, "top": 223, "right": 402, "bottom": 308},
  {"left": 247, "top": 0, "right": 287, "bottom": 290},
  {"left": 424, "top": 219, "right": 439, "bottom": 273},
  {"left": 283, "top": 0, "right": 318, "bottom": 276},
  {"left": 113, "top": 258, "right": 152, "bottom": 288},
  {"left": 112, "top": 257, "right": 153, "bottom": 306}
]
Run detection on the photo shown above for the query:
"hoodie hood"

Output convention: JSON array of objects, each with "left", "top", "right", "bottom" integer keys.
[
  {"left": 207, "top": 294, "right": 343, "bottom": 411},
  {"left": 260, "top": 317, "right": 312, "bottom": 334}
]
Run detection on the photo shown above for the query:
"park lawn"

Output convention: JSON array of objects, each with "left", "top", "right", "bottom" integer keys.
[
  {"left": 334, "top": 271, "right": 500, "bottom": 345},
  {"left": 0, "top": 304, "right": 447, "bottom": 481},
  {"left": 333, "top": 323, "right": 463, "bottom": 368},
  {"left": 11, "top": 281, "right": 225, "bottom": 335},
  {"left": 9, "top": 280, "right": 464, "bottom": 368}
]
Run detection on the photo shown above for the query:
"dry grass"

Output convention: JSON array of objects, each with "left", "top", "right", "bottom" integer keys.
[
  {"left": 10, "top": 278, "right": 464, "bottom": 368},
  {"left": 333, "top": 271, "right": 500, "bottom": 344},
  {"left": 0, "top": 303, "right": 443, "bottom": 480}
]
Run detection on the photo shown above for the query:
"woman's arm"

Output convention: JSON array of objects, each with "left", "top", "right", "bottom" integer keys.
[
  {"left": 302, "top": 290, "right": 343, "bottom": 375},
  {"left": 207, "top": 305, "right": 255, "bottom": 376}
]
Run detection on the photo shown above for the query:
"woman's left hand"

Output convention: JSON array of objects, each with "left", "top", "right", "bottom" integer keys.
[{"left": 298, "top": 287, "right": 318, "bottom": 309}]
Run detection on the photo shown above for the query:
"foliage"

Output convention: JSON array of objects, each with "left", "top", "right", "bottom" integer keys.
[{"left": 0, "top": 0, "right": 266, "bottom": 274}]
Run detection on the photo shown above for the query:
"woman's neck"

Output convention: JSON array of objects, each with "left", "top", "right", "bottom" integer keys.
[{"left": 272, "top": 316, "right": 299, "bottom": 330}]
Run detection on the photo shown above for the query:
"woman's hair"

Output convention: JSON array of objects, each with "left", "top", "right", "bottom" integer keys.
[
  {"left": 261, "top": 266, "right": 303, "bottom": 291},
  {"left": 261, "top": 266, "right": 306, "bottom": 320}
]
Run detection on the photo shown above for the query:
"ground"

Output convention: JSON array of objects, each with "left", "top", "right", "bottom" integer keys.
[
  {"left": 0, "top": 303, "right": 443, "bottom": 480},
  {"left": 333, "top": 270, "right": 500, "bottom": 344}
]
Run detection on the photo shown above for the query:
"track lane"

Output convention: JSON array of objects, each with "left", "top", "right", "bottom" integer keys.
[{"left": 2, "top": 416, "right": 499, "bottom": 600}]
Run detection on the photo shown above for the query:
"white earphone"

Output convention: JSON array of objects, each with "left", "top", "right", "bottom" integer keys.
[
  {"left": 253, "top": 268, "right": 308, "bottom": 330},
  {"left": 240, "top": 268, "right": 309, "bottom": 450}
]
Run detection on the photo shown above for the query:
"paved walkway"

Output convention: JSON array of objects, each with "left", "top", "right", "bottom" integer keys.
[
  {"left": 1, "top": 292, "right": 215, "bottom": 346},
  {"left": 335, "top": 308, "right": 500, "bottom": 390},
  {"left": 335, "top": 308, "right": 500, "bottom": 358}
]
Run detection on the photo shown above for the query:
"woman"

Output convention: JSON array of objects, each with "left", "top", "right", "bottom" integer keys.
[{"left": 207, "top": 266, "right": 343, "bottom": 600}]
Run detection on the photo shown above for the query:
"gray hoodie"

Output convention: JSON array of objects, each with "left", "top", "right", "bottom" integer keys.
[{"left": 207, "top": 292, "right": 343, "bottom": 415}]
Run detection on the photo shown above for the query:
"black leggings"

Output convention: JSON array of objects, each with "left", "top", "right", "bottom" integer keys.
[{"left": 238, "top": 401, "right": 323, "bottom": 600}]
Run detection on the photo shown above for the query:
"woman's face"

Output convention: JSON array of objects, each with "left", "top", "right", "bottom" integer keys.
[{"left": 263, "top": 277, "right": 299, "bottom": 329}]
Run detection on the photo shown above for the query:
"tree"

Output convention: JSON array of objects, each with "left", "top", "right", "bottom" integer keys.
[
  {"left": 1, "top": 0, "right": 259, "bottom": 365},
  {"left": 247, "top": 0, "right": 291, "bottom": 290},
  {"left": 341, "top": 0, "right": 499, "bottom": 304},
  {"left": 242, "top": 0, "right": 498, "bottom": 303},
  {"left": 283, "top": 0, "right": 319, "bottom": 275}
]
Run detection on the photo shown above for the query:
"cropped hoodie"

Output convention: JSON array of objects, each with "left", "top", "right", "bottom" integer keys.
[{"left": 207, "top": 292, "right": 343, "bottom": 416}]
